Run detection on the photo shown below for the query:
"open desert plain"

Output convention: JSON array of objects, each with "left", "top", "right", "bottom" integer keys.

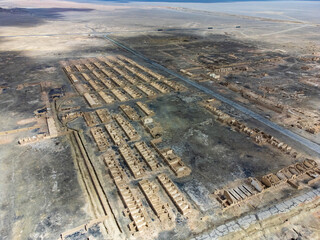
[{"left": 0, "top": 0, "right": 320, "bottom": 239}]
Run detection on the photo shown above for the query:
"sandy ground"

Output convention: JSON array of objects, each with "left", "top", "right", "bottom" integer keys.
[{"left": 0, "top": 0, "right": 319, "bottom": 239}]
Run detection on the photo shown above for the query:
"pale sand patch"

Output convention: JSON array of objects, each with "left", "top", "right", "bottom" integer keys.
[
  {"left": 0, "top": 135, "right": 15, "bottom": 144},
  {"left": 0, "top": 0, "right": 156, "bottom": 11},
  {"left": 17, "top": 118, "right": 37, "bottom": 125}
]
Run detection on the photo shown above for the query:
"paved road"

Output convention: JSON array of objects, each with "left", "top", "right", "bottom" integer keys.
[
  {"left": 103, "top": 34, "right": 320, "bottom": 156},
  {"left": 0, "top": 27, "right": 226, "bottom": 38}
]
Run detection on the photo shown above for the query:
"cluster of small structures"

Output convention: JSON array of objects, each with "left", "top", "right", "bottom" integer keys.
[
  {"left": 59, "top": 56, "right": 196, "bottom": 238},
  {"left": 157, "top": 174, "right": 193, "bottom": 216},
  {"left": 103, "top": 147, "right": 192, "bottom": 235},
  {"left": 139, "top": 179, "right": 173, "bottom": 223},
  {"left": 90, "top": 127, "right": 109, "bottom": 151},
  {"left": 200, "top": 99, "right": 297, "bottom": 156},
  {"left": 199, "top": 98, "right": 320, "bottom": 209},
  {"left": 120, "top": 104, "right": 141, "bottom": 121},
  {"left": 62, "top": 55, "right": 186, "bottom": 108},
  {"left": 221, "top": 82, "right": 320, "bottom": 134},
  {"left": 55, "top": 52, "right": 320, "bottom": 239},
  {"left": 3, "top": 5, "right": 320, "bottom": 240},
  {"left": 154, "top": 41, "right": 319, "bottom": 137},
  {"left": 178, "top": 53, "right": 282, "bottom": 83},
  {"left": 151, "top": 138, "right": 191, "bottom": 178},
  {"left": 222, "top": 82, "right": 285, "bottom": 113},
  {"left": 181, "top": 61, "right": 320, "bottom": 136},
  {"left": 100, "top": 128, "right": 193, "bottom": 235},
  {"left": 93, "top": 105, "right": 194, "bottom": 234},
  {"left": 103, "top": 149, "right": 149, "bottom": 233},
  {"left": 214, "top": 159, "right": 320, "bottom": 209},
  {"left": 134, "top": 141, "right": 161, "bottom": 171},
  {"left": 17, "top": 82, "right": 60, "bottom": 145}
]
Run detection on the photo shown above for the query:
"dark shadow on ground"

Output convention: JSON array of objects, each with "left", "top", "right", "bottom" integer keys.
[{"left": 0, "top": 7, "right": 94, "bottom": 27}]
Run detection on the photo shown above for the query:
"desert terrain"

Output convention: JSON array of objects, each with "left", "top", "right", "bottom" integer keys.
[{"left": 0, "top": 1, "right": 320, "bottom": 239}]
